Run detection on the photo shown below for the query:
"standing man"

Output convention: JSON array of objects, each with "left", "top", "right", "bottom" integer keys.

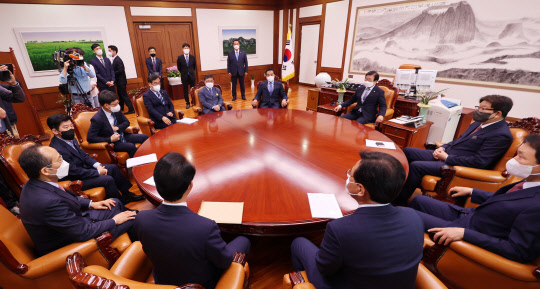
[
  {"left": 177, "top": 43, "right": 196, "bottom": 109},
  {"left": 90, "top": 44, "right": 116, "bottom": 93},
  {"left": 108, "top": 45, "right": 134, "bottom": 114},
  {"left": 143, "top": 74, "right": 177, "bottom": 129},
  {"left": 145, "top": 47, "right": 162, "bottom": 79},
  {"left": 227, "top": 40, "right": 248, "bottom": 101},
  {"left": 198, "top": 75, "right": 225, "bottom": 115}
]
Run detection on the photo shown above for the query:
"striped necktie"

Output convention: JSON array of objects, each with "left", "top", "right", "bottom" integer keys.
[{"left": 112, "top": 114, "right": 125, "bottom": 142}]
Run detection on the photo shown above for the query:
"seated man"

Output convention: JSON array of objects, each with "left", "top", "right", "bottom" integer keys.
[
  {"left": 87, "top": 90, "right": 148, "bottom": 158},
  {"left": 290, "top": 151, "right": 424, "bottom": 289},
  {"left": 47, "top": 113, "right": 144, "bottom": 204},
  {"left": 143, "top": 74, "right": 176, "bottom": 129},
  {"left": 252, "top": 68, "right": 288, "bottom": 109},
  {"left": 18, "top": 145, "right": 136, "bottom": 256},
  {"left": 393, "top": 95, "right": 514, "bottom": 205},
  {"left": 410, "top": 134, "right": 540, "bottom": 263},
  {"left": 135, "top": 152, "right": 250, "bottom": 288},
  {"left": 198, "top": 74, "right": 225, "bottom": 114},
  {"left": 334, "top": 70, "right": 386, "bottom": 125}
]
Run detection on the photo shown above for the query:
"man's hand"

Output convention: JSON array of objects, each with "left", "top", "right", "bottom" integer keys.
[
  {"left": 63, "top": 60, "right": 71, "bottom": 69},
  {"left": 375, "top": 115, "right": 384, "bottom": 125},
  {"left": 428, "top": 227, "right": 465, "bottom": 245},
  {"left": 245, "top": 72, "right": 248, "bottom": 77},
  {"left": 97, "top": 165, "right": 108, "bottom": 175},
  {"left": 106, "top": 81, "right": 114, "bottom": 87},
  {"left": 281, "top": 99, "right": 288, "bottom": 108},
  {"left": 112, "top": 125, "right": 119, "bottom": 131},
  {"left": 433, "top": 148, "right": 448, "bottom": 161},
  {"left": 83, "top": 64, "right": 90, "bottom": 72},
  {"left": 91, "top": 84, "right": 97, "bottom": 89},
  {"left": 213, "top": 105, "right": 221, "bottom": 111},
  {"left": 252, "top": 100, "right": 258, "bottom": 107},
  {"left": 448, "top": 186, "right": 473, "bottom": 198},
  {"left": 90, "top": 199, "right": 116, "bottom": 210},
  {"left": 166, "top": 112, "right": 174, "bottom": 117},
  {"left": 333, "top": 105, "right": 342, "bottom": 112},
  {"left": 0, "top": 65, "right": 17, "bottom": 85},
  {"left": 111, "top": 133, "right": 120, "bottom": 143},
  {"left": 162, "top": 116, "right": 172, "bottom": 125},
  {"left": 112, "top": 211, "right": 137, "bottom": 225},
  {"left": 228, "top": 73, "right": 232, "bottom": 77}
]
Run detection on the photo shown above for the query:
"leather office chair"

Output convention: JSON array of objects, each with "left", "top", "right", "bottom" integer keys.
[
  {"left": 420, "top": 128, "right": 528, "bottom": 206},
  {"left": 0, "top": 203, "right": 132, "bottom": 289},
  {"left": 190, "top": 80, "right": 232, "bottom": 116},
  {"left": 0, "top": 135, "right": 105, "bottom": 201},
  {"left": 282, "top": 263, "right": 447, "bottom": 289},
  {"left": 131, "top": 87, "right": 184, "bottom": 137},
  {"left": 253, "top": 76, "right": 290, "bottom": 108},
  {"left": 423, "top": 234, "right": 540, "bottom": 289},
  {"left": 66, "top": 241, "right": 250, "bottom": 289}
]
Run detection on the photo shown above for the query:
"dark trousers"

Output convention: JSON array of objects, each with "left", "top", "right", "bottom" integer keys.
[
  {"left": 0, "top": 174, "right": 17, "bottom": 209},
  {"left": 83, "top": 197, "right": 136, "bottom": 240},
  {"left": 341, "top": 110, "right": 368, "bottom": 124},
  {"left": 153, "top": 116, "right": 177, "bottom": 130},
  {"left": 393, "top": 147, "right": 446, "bottom": 205},
  {"left": 113, "top": 133, "right": 149, "bottom": 158},
  {"left": 182, "top": 76, "right": 195, "bottom": 104},
  {"left": 231, "top": 74, "right": 245, "bottom": 99},
  {"left": 117, "top": 84, "right": 134, "bottom": 112},
  {"left": 80, "top": 164, "right": 132, "bottom": 200},
  {"left": 291, "top": 237, "right": 331, "bottom": 289},
  {"left": 99, "top": 85, "right": 117, "bottom": 93},
  {"left": 409, "top": 195, "right": 469, "bottom": 229}
]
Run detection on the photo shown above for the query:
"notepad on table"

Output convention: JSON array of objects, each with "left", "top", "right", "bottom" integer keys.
[
  {"left": 307, "top": 193, "right": 343, "bottom": 219},
  {"left": 143, "top": 176, "right": 155, "bottom": 186},
  {"left": 198, "top": 201, "right": 244, "bottom": 224},
  {"left": 177, "top": 118, "right": 199, "bottom": 124},
  {"left": 365, "top": 139, "right": 396, "bottom": 150},
  {"left": 126, "top": 153, "right": 158, "bottom": 168}
]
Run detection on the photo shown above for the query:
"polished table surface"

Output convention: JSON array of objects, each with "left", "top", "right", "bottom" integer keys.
[{"left": 132, "top": 109, "right": 408, "bottom": 235}]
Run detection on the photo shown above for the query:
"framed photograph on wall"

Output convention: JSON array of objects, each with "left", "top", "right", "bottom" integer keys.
[
  {"left": 14, "top": 27, "right": 107, "bottom": 77},
  {"left": 218, "top": 27, "right": 258, "bottom": 60},
  {"left": 348, "top": 0, "right": 540, "bottom": 90}
]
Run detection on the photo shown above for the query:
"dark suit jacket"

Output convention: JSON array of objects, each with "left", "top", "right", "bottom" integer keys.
[
  {"left": 19, "top": 179, "right": 115, "bottom": 256},
  {"left": 143, "top": 89, "right": 176, "bottom": 129},
  {"left": 90, "top": 57, "right": 115, "bottom": 90},
  {"left": 49, "top": 136, "right": 100, "bottom": 181},
  {"left": 87, "top": 109, "right": 131, "bottom": 143},
  {"left": 444, "top": 182, "right": 540, "bottom": 263},
  {"left": 254, "top": 81, "right": 288, "bottom": 109},
  {"left": 112, "top": 56, "right": 127, "bottom": 86},
  {"left": 146, "top": 57, "right": 163, "bottom": 77},
  {"left": 441, "top": 120, "right": 513, "bottom": 169},
  {"left": 341, "top": 85, "right": 386, "bottom": 123},
  {"left": 176, "top": 54, "right": 196, "bottom": 82},
  {"left": 316, "top": 205, "right": 424, "bottom": 288},
  {"left": 135, "top": 205, "right": 238, "bottom": 288},
  {"left": 199, "top": 86, "right": 224, "bottom": 115},
  {"left": 227, "top": 50, "right": 248, "bottom": 76},
  {"left": 0, "top": 82, "right": 26, "bottom": 134}
]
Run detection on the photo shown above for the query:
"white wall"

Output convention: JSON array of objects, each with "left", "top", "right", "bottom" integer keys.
[
  {"left": 196, "top": 9, "right": 274, "bottom": 71},
  {"left": 299, "top": 4, "right": 323, "bottom": 18},
  {"left": 321, "top": 0, "right": 348, "bottom": 68},
  {"left": 342, "top": 0, "right": 540, "bottom": 118},
  {"left": 130, "top": 7, "right": 191, "bottom": 17},
  {"left": 0, "top": 3, "right": 137, "bottom": 89}
]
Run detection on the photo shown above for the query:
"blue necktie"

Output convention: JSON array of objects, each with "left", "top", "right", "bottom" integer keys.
[
  {"left": 112, "top": 114, "right": 125, "bottom": 142},
  {"left": 185, "top": 55, "right": 189, "bottom": 66},
  {"left": 268, "top": 82, "right": 273, "bottom": 95},
  {"left": 155, "top": 91, "right": 166, "bottom": 106},
  {"left": 236, "top": 51, "right": 239, "bottom": 61}
]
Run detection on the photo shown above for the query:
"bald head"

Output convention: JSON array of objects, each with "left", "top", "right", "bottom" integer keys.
[{"left": 19, "top": 145, "right": 61, "bottom": 180}]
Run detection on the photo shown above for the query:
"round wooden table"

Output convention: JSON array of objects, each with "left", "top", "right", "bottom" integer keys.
[{"left": 132, "top": 109, "right": 408, "bottom": 236}]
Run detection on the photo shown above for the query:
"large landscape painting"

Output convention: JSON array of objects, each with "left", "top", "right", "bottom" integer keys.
[
  {"left": 349, "top": 0, "right": 540, "bottom": 87},
  {"left": 219, "top": 27, "right": 258, "bottom": 59}
]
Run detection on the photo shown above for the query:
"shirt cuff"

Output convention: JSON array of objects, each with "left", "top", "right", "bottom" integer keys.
[
  {"left": 93, "top": 162, "right": 101, "bottom": 169},
  {"left": 88, "top": 200, "right": 92, "bottom": 208},
  {"left": 112, "top": 218, "right": 117, "bottom": 225}
]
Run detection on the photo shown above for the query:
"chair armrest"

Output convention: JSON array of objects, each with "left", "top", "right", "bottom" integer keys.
[
  {"left": 83, "top": 265, "right": 180, "bottom": 288},
  {"left": 125, "top": 126, "right": 140, "bottom": 134},
  {"left": 68, "top": 180, "right": 90, "bottom": 199},
  {"left": 110, "top": 241, "right": 152, "bottom": 281},
  {"left": 416, "top": 263, "right": 447, "bottom": 289},
  {"left": 224, "top": 101, "right": 233, "bottom": 110},
  {"left": 453, "top": 166, "right": 509, "bottom": 183},
  {"left": 192, "top": 105, "right": 203, "bottom": 115},
  {"left": 216, "top": 262, "right": 246, "bottom": 289},
  {"left": 283, "top": 271, "right": 316, "bottom": 289},
  {"left": 175, "top": 109, "right": 184, "bottom": 120},
  {"left": 80, "top": 141, "right": 109, "bottom": 150},
  {"left": 90, "top": 153, "right": 99, "bottom": 161},
  {"left": 424, "top": 142, "right": 437, "bottom": 150}
]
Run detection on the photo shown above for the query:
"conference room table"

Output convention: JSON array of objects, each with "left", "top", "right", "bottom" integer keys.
[{"left": 132, "top": 109, "right": 409, "bottom": 236}]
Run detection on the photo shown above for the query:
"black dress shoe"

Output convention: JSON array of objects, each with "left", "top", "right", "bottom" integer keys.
[
  {"left": 242, "top": 96, "right": 246, "bottom": 100},
  {"left": 186, "top": 103, "right": 191, "bottom": 109},
  {"left": 232, "top": 97, "right": 237, "bottom": 101},
  {"left": 122, "top": 193, "right": 145, "bottom": 204},
  {"left": 125, "top": 110, "right": 135, "bottom": 115}
]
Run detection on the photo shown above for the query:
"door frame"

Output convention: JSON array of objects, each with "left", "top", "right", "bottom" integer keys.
[{"left": 297, "top": 22, "right": 322, "bottom": 86}]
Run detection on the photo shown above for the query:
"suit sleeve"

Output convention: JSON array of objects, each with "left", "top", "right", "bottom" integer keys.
[
  {"left": 470, "top": 188, "right": 495, "bottom": 204},
  {"left": 198, "top": 90, "right": 213, "bottom": 110},
  {"left": 341, "top": 89, "right": 359, "bottom": 108},
  {"left": 113, "top": 59, "right": 125, "bottom": 78},
  {"left": 158, "top": 59, "right": 162, "bottom": 76},
  {"left": 164, "top": 92, "right": 175, "bottom": 113},
  {"left": 176, "top": 57, "right": 181, "bottom": 75},
  {"left": 377, "top": 89, "right": 387, "bottom": 117},
  {"left": 143, "top": 94, "right": 164, "bottom": 120},
  {"left": 444, "top": 134, "right": 512, "bottom": 168},
  {"left": 116, "top": 113, "right": 130, "bottom": 132},
  {"left": 243, "top": 52, "right": 248, "bottom": 73},
  {"left": 87, "top": 118, "right": 112, "bottom": 143},
  {"left": 316, "top": 223, "right": 343, "bottom": 276},
  {"left": 254, "top": 84, "right": 263, "bottom": 101},
  {"left": 65, "top": 154, "right": 100, "bottom": 180},
  {"left": 217, "top": 91, "right": 223, "bottom": 106},
  {"left": 0, "top": 83, "right": 26, "bottom": 103},
  {"left": 108, "top": 59, "right": 115, "bottom": 82},
  {"left": 43, "top": 198, "right": 116, "bottom": 242},
  {"left": 205, "top": 222, "right": 235, "bottom": 270},
  {"left": 227, "top": 53, "right": 231, "bottom": 74},
  {"left": 92, "top": 60, "right": 107, "bottom": 85},
  {"left": 463, "top": 207, "right": 540, "bottom": 263},
  {"left": 146, "top": 59, "right": 153, "bottom": 74},
  {"left": 279, "top": 83, "right": 288, "bottom": 100}
]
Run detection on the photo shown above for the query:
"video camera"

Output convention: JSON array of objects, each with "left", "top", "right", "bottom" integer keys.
[{"left": 52, "top": 49, "right": 85, "bottom": 73}]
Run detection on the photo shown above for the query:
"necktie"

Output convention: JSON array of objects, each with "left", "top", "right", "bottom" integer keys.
[
  {"left": 112, "top": 114, "right": 125, "bottom": 142},
  {"left": 185, "top": 55, "right": 189, "bottom": 66},
  {"left": 268, "top": 82, "right": 273, "bottom": 95},
  {"left": 152, "top": 58, "right": 156, "bottom": 71},
  {"left": 506, "top": 182, "right": 525, "bottom": 193},
  {"left": 361, "top": 88, "right": 371, "bottom": 104},
  {"left": 236, "top": 51, "right": 239, "bottom": 61},
  {"left": 100, "top": 58, "right": 105, "bottom": 67},
  {"left": 156, "top": 91, "right": 166, "bottom": 106},
  {"left": 470, "top": 125, "right": 482, "bottom": 136}
]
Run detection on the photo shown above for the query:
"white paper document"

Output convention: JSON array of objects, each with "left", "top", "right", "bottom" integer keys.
[
  {"left": 143, "top": 176, "right": 155, "bottom": 186},
  {"left": 177, "top": 118, "right": 199, "bottom": 124},
  {"left": 365, "top": 139, "right": 396, "bottom": 150},
  {"left": 126, "top": 153, "right": 158, "bottom": 168},
  {"left": 198, "top": 202, "right": 244, "bottom": 224},
  {"left": 307, "top": 193, "right": 343, "bottom": 219}
]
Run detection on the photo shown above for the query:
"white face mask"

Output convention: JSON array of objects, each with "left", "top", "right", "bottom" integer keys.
[
  {"left": 95, "top": 49, "right": 103, "bottom": 56},
  {"left": 107, "top": 52, "right": 113, "bottom": 57},
  {"left": 152, "top": 84, "right": 160, "bottom": 92},
  {"left": 267, "top": 76, "right": 274, "bottom": 82},
  {"left": 234, "top": 45, "right": 240, "bottom": 50},
  {"left": 110, "top": 104, "right": 121, "bottom": 113},
  {"left": 364, "top": 81, "right": 374, "bottom": 88},
  {"left": 205, "top": 82, "right": 214, "bottom": 89},
  {"left": 183, "top": 48, "right": 190, "bottom": 54},
  {"left": 506, "top": 158, "right": 540, "bottom": 179},
  {"left": 49, "top": 160, "right": 70, "bottom": 180}
]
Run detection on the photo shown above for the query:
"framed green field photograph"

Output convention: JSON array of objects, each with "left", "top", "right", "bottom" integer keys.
[{"left": 219, "top": 27, "right": 258, "bottom": 60}]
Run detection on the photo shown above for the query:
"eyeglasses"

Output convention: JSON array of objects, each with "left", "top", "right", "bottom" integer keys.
[
  {"left": 346, "top": 169, "right": 361, "bottom": 184},
  {"left": 475, "top": 106, "right": 495, "bottom": 112},
  {"left": 46, "top": 155, "right": 63, "bottom": 167}
]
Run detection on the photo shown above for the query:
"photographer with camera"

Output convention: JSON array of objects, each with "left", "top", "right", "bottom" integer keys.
[{"left": 59, "top": 48, "right": 94, "bottom": 106}]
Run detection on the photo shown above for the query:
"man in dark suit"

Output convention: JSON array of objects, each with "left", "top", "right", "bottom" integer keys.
[
  {"left": 393, "top": 95, "right": 514, "bottom": 205},
  {"left": 87, "top": 91, "right": 148, "bottom": 158},
  {"left": 108, "top": 45, "right": 134, "bottom": 114},
  {"left": 17, "top": 145, "right": 136, "bottom": 256},
  {"left": 227, "top": 40, "right": 248, "bottom": 101},
  {"left": 334, "top": 70, "right": 386, "bottom": 125},
  {"left": 410, "top": 134, "right": 540, "bottom": 263},
  {"left": 89, "top": 44, "right": 116, "bottom": 93},
  {"left": 47, "top": 113, "right": 144, "bottom": 204},
  {"left": 198, "top": 75, "right": 225, "bottom": 115},
  {"left": 290, "top": 151, "right": 424, "bottom": 289},
  {"left": 143, "top": 74, "right": 177, "bottom": 129},
  {"left": 177, "top": 43, "right": 196, "bottom": 109},
  {"left": 145, "top": 46, "right": 162, "bottom": 79},
  {"left": 135, "top": 152, "right": 250, "bottom": 288},
  {"left": 252, "top": 68, "right": 288, "bottom": 109}
]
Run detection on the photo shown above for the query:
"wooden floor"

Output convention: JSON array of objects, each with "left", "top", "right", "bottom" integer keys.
[{"left": 37, "top": 83, "right": 323, "bottom": 288}]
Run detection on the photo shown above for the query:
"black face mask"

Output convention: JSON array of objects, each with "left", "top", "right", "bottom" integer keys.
[
  {"left": 472, "top": 110, "right": 493, "bottom": 123},
  {"left": 150, "top": 53, "right": 156, "bottom": 57},
  {"left": 61, "top": 129, "right": 75, "bottom": 140}
]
